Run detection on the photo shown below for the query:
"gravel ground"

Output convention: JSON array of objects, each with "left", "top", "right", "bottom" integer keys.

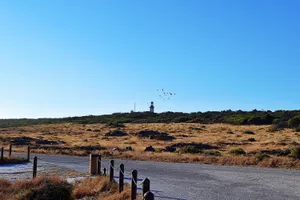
[{"left": 0, "top": 160, "right": 88, "bottom": 181}]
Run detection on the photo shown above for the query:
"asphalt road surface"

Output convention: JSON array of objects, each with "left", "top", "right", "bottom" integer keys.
[{"left": 22, "top": 154, "right": 300, "bottom": 200}]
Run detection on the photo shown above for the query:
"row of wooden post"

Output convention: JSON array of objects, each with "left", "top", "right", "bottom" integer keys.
[
  {"left": 90, "top": 154, "right": 154, "bottom": 200},
  {"left": 0, "top": 144, "right": 31, "bottom": 162}
]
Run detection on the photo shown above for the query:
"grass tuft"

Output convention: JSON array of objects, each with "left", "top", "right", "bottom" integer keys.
[{"left": 229, "top": 148, "right": 246, "bottom": 156}]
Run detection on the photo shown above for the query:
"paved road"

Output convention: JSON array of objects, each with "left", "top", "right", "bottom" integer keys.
[{"left": 26, "top": 154, "right": 300, "bottom": 200}]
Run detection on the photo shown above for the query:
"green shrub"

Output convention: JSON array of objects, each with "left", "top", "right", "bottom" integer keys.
[
  {"left": 288, "top": 115, "right": 300, "bottom": 128},
  {"left": 179, "top": 146, "right": 202, "bottom": 154},
  {"left": 106, "top": 122, "right": 125, "bottom": 128},
  {"left": 272, "top": 118, "right": 280, "bottom": 124},
  {"left": 21, "top": 180, "right": 73, "bottom": 200},
  {"left": 244, "top": 130, "right": 255, "bottom": 135},
  {"left": 229, "top": 148, "right": 246, "bottom": 156},
  {"left": 247, "top": 116, "right": 263, "bottom": 125},
  {"left": 277, "top": 121, "right": 289, "bottom": 129},
  {"left": 256, "top": 153, "right": 270, "bottom": 161},
  {"left": 172, "top": 116, "right": 189, "bottom": 123},
  {"left": 295, "top": 125, "right": 300, "bottom": 132},
  {"left": 289, "top": 146, "right": 300, "bottom": 159},
  {"left": 267, "top": 124, "right": 280, "bottom": 132},
  {"left": 204, "top": 150, "right": 221, "bottom": 156},
  {"left": 189, "top": 126, "right": 202, "bottom": 131}
]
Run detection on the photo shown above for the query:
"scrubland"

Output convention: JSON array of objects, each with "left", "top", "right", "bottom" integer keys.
[{"left": 1, "top": 123, "right": 300, "bottom": 169}]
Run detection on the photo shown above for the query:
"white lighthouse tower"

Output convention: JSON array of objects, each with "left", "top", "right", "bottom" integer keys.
[{"left": 149, "top": 101, "right": 154, "bottom": 113}]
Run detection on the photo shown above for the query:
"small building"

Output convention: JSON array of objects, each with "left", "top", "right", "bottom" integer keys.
[{"left": 149, "top": 101, "right": 154, "bottom": 113}]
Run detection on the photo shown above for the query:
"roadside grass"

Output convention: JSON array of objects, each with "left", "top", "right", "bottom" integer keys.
[
  {"left": 0, "top": 156, "right": 28, "bottom": 165},
  {"left": 0, "top": 176, "right": 134, "bottom": 200},
  {"left": 1, "top": 123, "right": 300, "bottom": 169}
]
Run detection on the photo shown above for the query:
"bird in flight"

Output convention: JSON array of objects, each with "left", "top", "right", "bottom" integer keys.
[{"left": 157, "top": 89, "right": 176, "bottom": 100}]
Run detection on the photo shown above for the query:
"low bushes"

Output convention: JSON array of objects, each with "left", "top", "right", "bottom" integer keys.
[
  {"left": 256, "top": 153, "right": 270, "bottom": 161},
  {"left": 243, "top": 130, "right": 255, "bottom": 135},
  {"left": 179, "top": 146, "right": 202, "bottom": 154},
  {"left": 295, "top": 125, "right": 300, "bottom": 132},
  {"left": 22, "top": 180, "right": 73, "bottom": 200},
  {"left": 268, "top": 121, "right": 289, "bottom": 132},
  {"left": 204, "top": 151, "right": 221, "bottom": 156},
  {"left": 0, "top": 176, "right": 130, "bottom": 200},
  {"left": 248, "top": 138, "right": 256, "bottom": 142},
  {"left": 229, "top": 148, "right": 246, "bottom": 156},
  {"left": 0, "top": 177, "right": 73, "bottom": 200},
  {"left": 289, "top": 146, "right": 300, "bottom": 159},
  {"left": 288, "top": 115, "right": 300, "bottom": 128},
  {"left": 0, "top": 156, "right": 28, "bottom": 165}
]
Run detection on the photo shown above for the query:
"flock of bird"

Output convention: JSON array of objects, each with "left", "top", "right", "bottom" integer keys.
[{"left": 157, "top": 89, "right": 176, "bottom": 100}]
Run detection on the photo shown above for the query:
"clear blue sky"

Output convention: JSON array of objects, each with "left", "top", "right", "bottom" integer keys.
[{"left": 1, "top": 0, "right": 300, "bottom": 118}]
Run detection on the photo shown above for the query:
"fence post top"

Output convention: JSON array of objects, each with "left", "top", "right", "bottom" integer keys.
[
  {"left": 132, "top": 169, "right": 137, "bottom": 174},
  {"left": 144, "top": 191, "right": 154, "bottom": 197},
  {"left": 110, "top": 159, "right": 114, "bottom": 163},
  {"left": 120, "top": 163, "right": 124, "bottom": 167},
  {"left": 143, "top": 178, "right": 150, "bottom": 183}
]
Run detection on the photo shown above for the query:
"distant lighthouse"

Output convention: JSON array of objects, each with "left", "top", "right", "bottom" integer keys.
[{"left": 149, "top": 101, "right": 155, "bottom": 113}]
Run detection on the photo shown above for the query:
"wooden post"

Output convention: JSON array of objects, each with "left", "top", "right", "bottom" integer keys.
[
  {"left": 97, "top": 155, "right": 101, "bottom": 175},
  {"left": 142, "top": 178, "right": 150, "bottom": 197},
  {"left": 131, "top": 170, "right": 138, "bottom": 200},
  {"left": 119, "top": 164, "right": 124, "bottom": 193},
  {"left": 1, "top": 147, "right": 3, "bottom": 162},
  {"left": 27, "top": 145, "right": 30, "bottom": 162},
  {"left": 33, "top": 156, "right": 37, "bottom": 178},
  {"left": 144, "top": 191, "right": 154, "bottom": 200},
  {"left": 103, "top": 168, "right": 107, "bottom": 176},
  {"left": 89, "top": 154, "right": 99, "bottom": 175},
  {"left": 109, "top": 160, "right": 114, "bottom": 182},
  {"left": 9, "top": 144, "right": 12, "bottom": 157}
]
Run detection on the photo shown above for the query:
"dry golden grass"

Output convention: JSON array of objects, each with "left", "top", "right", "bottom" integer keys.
[
  {"left": 73, "top": 176, "right": 134, "bottom": 200},
  {"left": 0, "top": 176, "right": 71, "bottom": 200},
  {"left": 0, "top": 176, "right": 134, "bottom": 200},
  {"left": 0, "top": 156, "right": 28, "bottom": 165},
  {"left": 1, "top": 123, "right": 300, "bottom": 169}
]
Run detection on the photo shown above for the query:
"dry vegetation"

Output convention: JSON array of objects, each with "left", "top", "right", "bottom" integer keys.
[
  {"left": 1, "top": 123, "right": 300, "bottom": 169},
  {"left": 0, "top": 156, "right": 28, "bottom": 165},
  {"left": 0, "top": 176, "right": 133, "bottom": 200}
]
